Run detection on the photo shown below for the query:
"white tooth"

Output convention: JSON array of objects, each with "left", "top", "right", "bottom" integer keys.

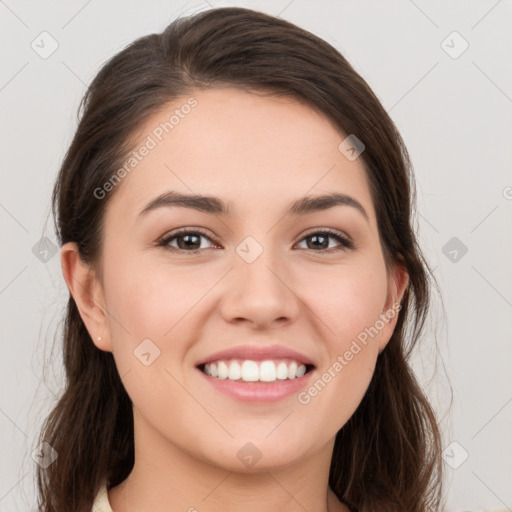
[
  {"left": 228, "top": 361, "right": 241, "bottom": 380},
  {"left": 217, "top": 361, "right": 229, "bottom": 379},
  {"left": 209, "top": 362, "right": 218, "bottom": 378},
  {"left": 288, "top": 361, "right": 298, "bottom": 379},
  {"left": 259, "top": 360, "right": 277, "bottom": 382},
  {"left": 296, "top": 364, "right": 306, "bottom": 378},
  {"left": 241, "top": 360, "right": 259, "bottom": 381},
  {"left": 276, "top": 362, "right": 288, "bottom": 380}
]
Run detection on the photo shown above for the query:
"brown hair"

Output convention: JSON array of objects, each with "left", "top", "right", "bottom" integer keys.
[{"left": 39, "top": 7, "right": 446, "bottom": 511}]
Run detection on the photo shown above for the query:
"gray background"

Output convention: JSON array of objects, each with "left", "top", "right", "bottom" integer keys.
[{"left": 1, "top": 1, "right": 511, "bottom": 510}]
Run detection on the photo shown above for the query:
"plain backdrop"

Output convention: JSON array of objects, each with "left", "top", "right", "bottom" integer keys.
[{"left": 1, "top": 1, "right": 511, "bottom": 511}]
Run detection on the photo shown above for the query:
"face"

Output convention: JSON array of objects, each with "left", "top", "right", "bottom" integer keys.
[{"left": 67, "top": 87, "right": 407, "bottom": 472}]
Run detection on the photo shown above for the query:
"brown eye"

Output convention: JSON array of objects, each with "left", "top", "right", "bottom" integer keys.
[
  {"left": 157, "top": 228, "right": 354, "bottom": 254},
  {"left": 158, "top": 229, "right": 218, "bottom": 253},
  {"left": 296, "top": 229, "right": 354, "bottom": 252}
]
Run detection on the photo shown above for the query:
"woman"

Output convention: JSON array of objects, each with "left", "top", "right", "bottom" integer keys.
[{"left": 37, "top": 7, "right": 444, "bottom": 512}]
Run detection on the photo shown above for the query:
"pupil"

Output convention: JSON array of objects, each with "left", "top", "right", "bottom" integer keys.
[
  {"left": 180, "top": 234, "right": 199, "bottom": 249},
  {"left": 176, "top": 234, "right": 330, "bottom": 251},
  {"left": 310, "top": 234, "right": 327, "bottom": 249}
]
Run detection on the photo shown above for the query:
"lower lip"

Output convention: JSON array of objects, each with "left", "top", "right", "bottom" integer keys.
[{"left": 197, "top": 367, "right": 315, "bottom": 402}]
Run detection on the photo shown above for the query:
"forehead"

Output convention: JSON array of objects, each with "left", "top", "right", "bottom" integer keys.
[{"left": 105, "top": 87, "right": 376, "bottom": 225}]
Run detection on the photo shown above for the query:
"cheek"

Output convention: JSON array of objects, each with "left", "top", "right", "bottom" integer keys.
[
  {"left": 104, "top": 252, "right": 215, "bottom": 340},
  {"left": 295, "top": 260, "right": 388, "bottom": 412},
  {"left": 299, "top": 260, "right": 389, "bottom": 346},
  {"left": 101, "top": 258, "right": 200, "bottom": 427}
]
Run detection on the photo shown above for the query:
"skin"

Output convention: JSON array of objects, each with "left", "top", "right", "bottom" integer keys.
[{"left": 61, "top": 87, "right": 408, "bottom": 512}]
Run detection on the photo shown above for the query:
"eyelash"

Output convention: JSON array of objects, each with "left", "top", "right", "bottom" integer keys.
[{"left": 157, "top": 228, "right": 354, "bottom": 254}]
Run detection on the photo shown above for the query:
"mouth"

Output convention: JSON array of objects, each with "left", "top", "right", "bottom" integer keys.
[
  {"left": 194, "top": 344, "right": 317, "bottom": 401},
  {"left": 197, "top": 358, "right": 316, "bottom": 383}
]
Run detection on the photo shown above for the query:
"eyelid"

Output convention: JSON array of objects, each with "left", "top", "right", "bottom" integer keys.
[
  {"left": 157, "top": 227, "right": 354, "bottom": 253},
  {"left": 297, "top": 227, "right": 354, "bottom": 251},
  {"left": 157, "top": 227, "right": 219, "bottom": 250},
  {"left": 300, "top": 226, "right": 352, "bottom": 242}
]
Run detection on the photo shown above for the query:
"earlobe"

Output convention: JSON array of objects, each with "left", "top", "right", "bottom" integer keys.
[{"left": 60, "top": 242, "right": 112, "bottom": 352}]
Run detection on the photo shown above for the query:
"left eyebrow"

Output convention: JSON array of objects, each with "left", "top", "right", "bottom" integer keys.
[{"left": 137, "top": 190, "right": 369, "bottom": 222}]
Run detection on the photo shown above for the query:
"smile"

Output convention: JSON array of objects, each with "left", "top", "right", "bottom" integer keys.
[{"left": 200, "top": 358, "right": 313, "bottom": 382}]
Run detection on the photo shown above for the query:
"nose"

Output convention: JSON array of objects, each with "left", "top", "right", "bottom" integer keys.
[{"left": 219, "top": 245, "right": 300, "bottom": 329}]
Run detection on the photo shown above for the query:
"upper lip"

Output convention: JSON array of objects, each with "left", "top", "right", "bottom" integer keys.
[{"left": 195, "top": 344, "right": 316, "bottom": 367}]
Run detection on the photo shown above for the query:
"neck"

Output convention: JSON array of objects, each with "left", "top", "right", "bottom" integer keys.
[{"left": 108, "top": 409, "right": 348, "bottom": 512}]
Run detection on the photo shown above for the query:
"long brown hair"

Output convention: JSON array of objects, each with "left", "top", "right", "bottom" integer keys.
[{"left": 38, "top": 7, "right": 446, "bottom": 511}]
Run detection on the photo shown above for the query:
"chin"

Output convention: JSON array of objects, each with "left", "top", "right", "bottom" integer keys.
[{"left": 198, "top": 436, "right": 313, "bottom": 473}]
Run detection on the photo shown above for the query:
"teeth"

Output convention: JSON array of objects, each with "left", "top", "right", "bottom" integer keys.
[
  {"left": 217, "top": 361, "right": 229, "bottom": 379},
  {"left": 296, "top": 364, "right": 306, "bottom": 377},
  {"left": 228, "top": 361, "right": 242, "bottom": 380},
  {"left": 241, "top": 360, "right": 259, "bottom": 381},
  {"left": 259, "top": 360, "right": 276, "bottom": 382},
  {"left": 276, "top": 362, "right": 288, "bottom": 380},
  {"left": 288, "top": 361, "right": 297, "bottom": 379},
  {"left": 202, "top": 359, "right": 309, "bottom": 382}
]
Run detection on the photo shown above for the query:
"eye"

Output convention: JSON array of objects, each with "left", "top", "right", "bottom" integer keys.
[
  {"left": 296, "top": 229, "right": 354, "bottom": 252},
  {"left": 157, "top": 228, "right": 218, "bottom": 253},
  {"left": 157, "top": 228, "right": 354, "bottom": 254}
]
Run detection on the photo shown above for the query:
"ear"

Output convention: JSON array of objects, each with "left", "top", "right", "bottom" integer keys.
[
  {"left": 60, "top": 242, "right": 112, "bottom": 352},
  {"left": 377, "top": 261, "right": 409, "bottom": 353}
]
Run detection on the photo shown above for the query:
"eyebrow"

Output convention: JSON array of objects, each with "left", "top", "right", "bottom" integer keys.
[{"left": 138, "top": 190, "right": 369, "bottom": 221}]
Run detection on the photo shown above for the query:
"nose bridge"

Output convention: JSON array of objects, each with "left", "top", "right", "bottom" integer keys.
[
  {"left": 221, "top": 234, "right": 299, "bottom": 325},
  {"left": 237, "top": 234, "right": 284, "bottom": 293}
]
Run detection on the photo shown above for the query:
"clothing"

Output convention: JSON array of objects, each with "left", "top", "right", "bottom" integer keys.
[
  {"left": 90, "top": 482, "right": 511, "bottom": 512},
  {"left": 92, "top": 481, "right": 113, "bottom": 512}
]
